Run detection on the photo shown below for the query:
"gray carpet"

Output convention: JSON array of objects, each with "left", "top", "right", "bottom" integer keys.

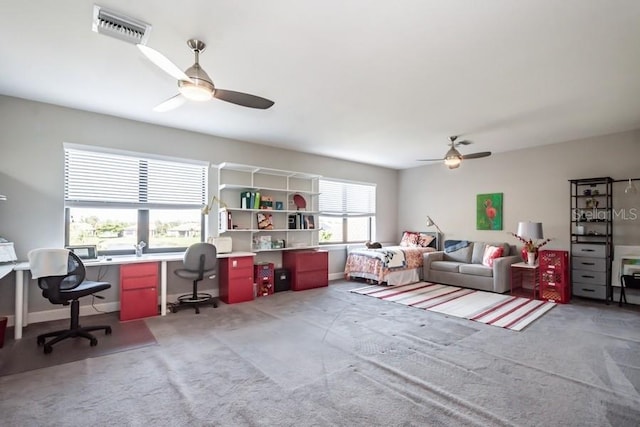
[
  {"left": 0, "top": 312, "right": 157, "bottom": 377},
  {"left": 1, "top": 280, "right": 639, "bottom": 426}
]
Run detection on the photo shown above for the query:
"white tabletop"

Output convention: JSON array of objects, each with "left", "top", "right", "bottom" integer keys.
[
  {"left": 11, "top": 251, "right": 256, "bottom": 271},
  {"left": 511, "top": 261, "right": 538, "bottom": 268}
]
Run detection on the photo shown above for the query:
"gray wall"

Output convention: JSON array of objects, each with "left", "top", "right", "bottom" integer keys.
[
  {"left": 398, "top": 130, "right": 640, "bottom": 249},
  {"left": 0, "top": 95, "right": 398, "bottom": 317},
  {"left": 2, "top": 94, "right": 639, "bottom": 319}
]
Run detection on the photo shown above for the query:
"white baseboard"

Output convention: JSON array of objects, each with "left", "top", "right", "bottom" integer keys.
[
  {"left": 329, "top": 272, "right": 345, "bottom": 281},
  {"left": 6, "top": 289, "right": 222, "bottom": 328}
]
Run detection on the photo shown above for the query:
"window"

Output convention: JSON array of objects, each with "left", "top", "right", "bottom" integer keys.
[
  {"left": 64, "top": 144, "right": 208, "bottom": 254},
  {"left": 318, "top": 179, "right": 376, "bottom": 244}
]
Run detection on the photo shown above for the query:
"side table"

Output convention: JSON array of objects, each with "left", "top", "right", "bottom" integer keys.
[{"left": 511, "top": 262, "right": 539, "bottom": 300}]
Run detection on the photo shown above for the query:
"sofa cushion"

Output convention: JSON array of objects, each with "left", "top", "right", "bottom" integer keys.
[
  {"left": 459, "top": 263, "right": 494, "bottom": 277},
  {"left": 430, "top": 261, "right": 464, "bottom": 273},
  {"left": 472, "top": 242, "right": 510, "bottom": 264},
  {"left": 443, "top": 244, "right": 473, "bottom": 263}
]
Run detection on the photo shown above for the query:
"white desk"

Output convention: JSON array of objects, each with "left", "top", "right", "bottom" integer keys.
[{"left": 9, "top": 251, "right": 255, "bottom": 340}]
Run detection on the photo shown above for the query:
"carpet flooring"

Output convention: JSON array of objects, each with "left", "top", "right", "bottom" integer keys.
[
  {"left": 1, "top": 280, "right": 640, "bottom": 426},
  {"left": 0, "top": 312, "right": 157, "bottom": 377},
  {"left": 351, "top": 282, "right": 556, "bottom": 331}
]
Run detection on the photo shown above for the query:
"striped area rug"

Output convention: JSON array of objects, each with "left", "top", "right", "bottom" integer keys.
[{"left": 350, "top": 282, "right": 556, "bottom": 331}]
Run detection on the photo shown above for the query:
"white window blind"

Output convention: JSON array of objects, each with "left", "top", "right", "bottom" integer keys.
[
  {"left": 319, "top": 179, "right": 376, "bottom": 216},
  {"left": 64, "top": 145, "right": 207, "bottom": 209}
]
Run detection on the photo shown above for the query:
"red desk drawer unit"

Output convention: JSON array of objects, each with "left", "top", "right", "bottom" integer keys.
[
  {"left": 120, "top": 262, "right": 159, "bottom": 321},
  {"left": 282, "top": 250, "right": 328, "bottom": 291},
  {"left": 219, "top": 256, "right": 255, "bottom": 304},
  {"left": 539, "top": 250, "right": 570, "bottom": 304}
]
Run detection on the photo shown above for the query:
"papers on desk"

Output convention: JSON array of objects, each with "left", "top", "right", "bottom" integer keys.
[{"left": 0, "top": 263, "right": 14, "bottom": 280}]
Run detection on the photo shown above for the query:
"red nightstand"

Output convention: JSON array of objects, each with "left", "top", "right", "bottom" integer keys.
[{"left": 510, "top": 262, "right": 539, "bottom": 300}]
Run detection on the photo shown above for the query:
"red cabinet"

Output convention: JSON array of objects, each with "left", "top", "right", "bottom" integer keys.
[
  {"left": 120, "top": 262, "right": 159, "bottom": 321},
  {"left": 219, "top": 256, "right": 255, "bottom": 304},
  {"left": 254, "top": 262, "right": 275, "bottom": 297},
  {"left": 282, "top": 250, "right": 328, "bottom": 291},
  {"left": 539, "top": 250, "right": 570, "bottom": 304}
]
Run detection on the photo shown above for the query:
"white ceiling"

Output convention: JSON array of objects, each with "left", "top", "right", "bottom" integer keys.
[{"left": 1, "top": 1, "right": 639, "bottom": 170}]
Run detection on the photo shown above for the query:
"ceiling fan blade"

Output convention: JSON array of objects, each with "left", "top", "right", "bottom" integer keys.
[
  {"left": 417, "top": 158, "right": 445, "bottom": 162},
  {"left": 214, "top": 89, "right": 275, "bottom": 109},
  {"left": 137, "top": 44, "right": 193, "bottom": 83},
  {"left": 153, "top": 94, "right": 186, "bottom": 112},
  {"left": 456, "top": 139, "right": 472, "bottom": 146},
  {"left": 461, "top": 151, "right": 491, "bottom": 160}
]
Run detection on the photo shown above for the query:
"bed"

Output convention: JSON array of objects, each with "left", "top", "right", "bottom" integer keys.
[{"left": 344, "top": 231, "right": 441, "bottom": 286}]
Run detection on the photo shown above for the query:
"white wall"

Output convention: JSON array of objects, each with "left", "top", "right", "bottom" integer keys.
[
  {"left": 398, "top": 130, "right": 640, "bottom": 250},
  {"left": 0, "top": 95, "right": 398, "bottom": 317}
]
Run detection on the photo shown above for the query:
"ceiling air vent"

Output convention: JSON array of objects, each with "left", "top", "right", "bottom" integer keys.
[{"left": 92, "top": 5, "right": 151, "bottom": 45}]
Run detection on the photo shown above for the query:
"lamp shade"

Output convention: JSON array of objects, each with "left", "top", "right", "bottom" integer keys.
[
  {"left": 516, "top": 221, "right": 543, "bottom": 240},
  {"left": 425, "top": 215, "right": 443, "bottom": 234}
]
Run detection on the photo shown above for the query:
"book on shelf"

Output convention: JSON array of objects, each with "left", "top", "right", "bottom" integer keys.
[
  {"left": 240, "top": 191, "right": 251, "bottom": 210},
  {"left": 287, "top": 213, "right": 315, "bottom": 229},
  {"left": 218, "top": 210, "right": 233, "bottom": 231},
  {"left": 257, "top": 212, "right": 274, "bottom": 230},
  {"left": 304, "top": 215, "right": 315, "bottom": 229}
]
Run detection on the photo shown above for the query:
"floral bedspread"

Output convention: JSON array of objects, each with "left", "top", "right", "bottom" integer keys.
[{"left": 345, "top": 246, "right": 435, "bottom": 284}]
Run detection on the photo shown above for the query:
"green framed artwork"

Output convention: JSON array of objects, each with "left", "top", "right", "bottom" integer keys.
[{"left": 477, "top": 193, "right": 503, "bottom": 230}]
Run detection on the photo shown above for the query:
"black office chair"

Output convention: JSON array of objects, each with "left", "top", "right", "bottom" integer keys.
[
  {"left": 172, "top": 242, "right": 218, "bottom": 314},
  {"left": 27, "top": 248, "right": 112, "bottom": 354},
  {"left": 619, "top": 273, "right": 640, "bottom": 306}
]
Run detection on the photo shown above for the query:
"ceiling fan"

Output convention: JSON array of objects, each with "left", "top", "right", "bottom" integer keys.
[
  {"left": 418, "top": 136, "right": 491, "bottom": 169},
  {"left": 138, "top": 39, "right": 274, "bottom": 112}
]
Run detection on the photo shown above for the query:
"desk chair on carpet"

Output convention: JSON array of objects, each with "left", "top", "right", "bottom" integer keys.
[
  {"left": 172, "top": 242, "right": 219, "bottom": 314},
  {"left": 619, "top": 273, "right": 640, "bottom": 306},
  {"left": 27, "top": 248, "right": 112, "bottom": 354}
]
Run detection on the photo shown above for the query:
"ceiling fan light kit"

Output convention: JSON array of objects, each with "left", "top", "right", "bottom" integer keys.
[
  {"left": 418, "top": 135, "right": 491, "bottom": 169},
  {"left": 443, "top": 147, "right": 462, "bottom": 169}
]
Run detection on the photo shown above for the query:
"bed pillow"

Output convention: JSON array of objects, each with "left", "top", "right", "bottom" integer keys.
[
  {"left": 400, "top": 231, "right": 420, "bottom": 247},
  {"left": 482, "top": 245, "right": 504, "bottom": 267}
]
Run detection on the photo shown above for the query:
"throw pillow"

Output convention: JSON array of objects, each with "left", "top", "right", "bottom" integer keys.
[
  {"left": 400, "top": 231, "right": 420, "bottom": 247},
  {"left": 417, "top": 233, "right": 435, "bottom": 248},
  {"left": 482, "top": 245, "right": 504, "bottom": 267}
]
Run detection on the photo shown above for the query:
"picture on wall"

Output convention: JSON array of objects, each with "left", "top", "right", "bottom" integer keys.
[{"left": 477, "top": 193, "right": 503, "bottom": 230}]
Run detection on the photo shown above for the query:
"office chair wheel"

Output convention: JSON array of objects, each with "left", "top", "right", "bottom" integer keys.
[
  {"left": 44, "top": 345, "right": 53, "bottom": 354},
  {"left": 90, "top": 338, "right": 98, "bottom": 347},
  {"left": 37, "top": 336, "right": 45, "bottom": 346},
  {"left": 105, "top": 326, "right": 112, "bottom": 335}
]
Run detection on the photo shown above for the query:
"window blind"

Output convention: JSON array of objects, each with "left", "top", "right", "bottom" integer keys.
[
  {"left": 319, "top": 179, "right": 376, "bottom": 216},
  {"left": 64, "top": 145, "right": 207, "bottom": 209}
]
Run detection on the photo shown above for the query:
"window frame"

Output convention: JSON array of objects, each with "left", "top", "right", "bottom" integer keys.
[
  {"left": 63, "top": 143, "right": 208, "bottom": 255},
  {"left": 318, "top": 178, "right": 376, "bottom": 245}
]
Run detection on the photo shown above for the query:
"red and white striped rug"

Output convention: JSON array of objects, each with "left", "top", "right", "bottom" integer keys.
[{"left": 350, "top": 282, "right": 556, "bottom": 331}]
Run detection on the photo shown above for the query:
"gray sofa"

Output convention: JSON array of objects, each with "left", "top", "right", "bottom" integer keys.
[{"left": 423, "top": 241, "right": 521, "bottom": 293}]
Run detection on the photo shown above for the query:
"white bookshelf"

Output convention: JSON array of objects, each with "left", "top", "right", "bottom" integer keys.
[{"left": 216, "top": 162, "right": 321, "bottom": 253}]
